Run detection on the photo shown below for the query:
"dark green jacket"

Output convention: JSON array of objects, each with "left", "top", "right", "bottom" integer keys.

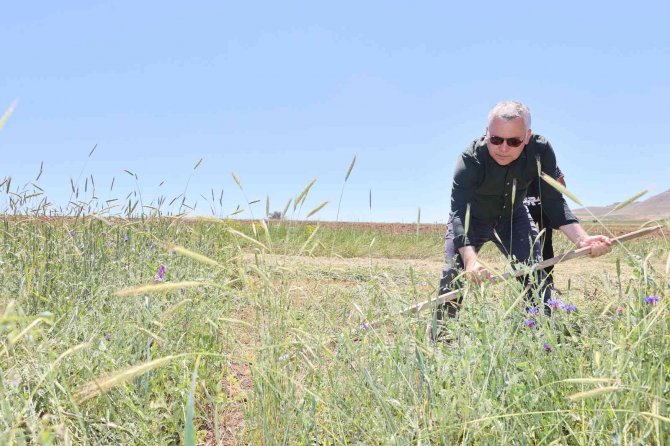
[{"left": 450, "top": 134, "right": 578, "bottom": 249}]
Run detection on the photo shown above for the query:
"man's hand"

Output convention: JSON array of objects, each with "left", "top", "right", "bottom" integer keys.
[
  {"left": 560, "top": 223, "right": 613, "bottom": 258},
  {"left": 577, "top": 235, "right": 612, "bottom": 257},
  {"left": 464, "top": 259, "right": 493, "bottom": 284},
  {"left": 458, "top": 245, "right": 493, "bottom": 283}
]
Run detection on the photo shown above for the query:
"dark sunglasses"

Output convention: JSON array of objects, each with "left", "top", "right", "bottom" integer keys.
[{"left": 488, "top": 135, "right": 525, "bottom": 148}]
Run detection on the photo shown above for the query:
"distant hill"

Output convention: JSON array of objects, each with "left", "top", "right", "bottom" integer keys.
[{"left": 572, "top": 188, "right": 670, "bottom": 220}]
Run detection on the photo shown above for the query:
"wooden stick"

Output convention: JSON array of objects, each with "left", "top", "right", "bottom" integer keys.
[{"left": 364, "top": 224, "right": 663, "bottom": 328}]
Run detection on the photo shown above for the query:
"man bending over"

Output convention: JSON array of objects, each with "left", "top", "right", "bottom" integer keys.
[{"left": 436, "top": 100, "right": 611, "bottom": 325}]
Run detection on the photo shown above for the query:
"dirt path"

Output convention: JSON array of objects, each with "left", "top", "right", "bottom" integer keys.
[
  {"left": 257, "top": 252, "right": 444, "bottom": 272},
  {"left": 252, "top": 250, "right": 638, "bottom": 280},
  {"left": 253, "top": 250, "right": 663, "bottom": 308}
]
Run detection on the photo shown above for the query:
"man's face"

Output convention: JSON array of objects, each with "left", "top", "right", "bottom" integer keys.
[{"left": 485, "top": 117, "right": 531, "bottom": 166}]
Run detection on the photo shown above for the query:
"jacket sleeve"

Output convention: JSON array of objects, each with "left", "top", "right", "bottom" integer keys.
[
  {"left": 555, "top": 165, "right": 564, "bottom": 178},
  {"left": 450, "top": 152, "right": 478, "bottom": 249},
  {"left": 538, "top": 142, "right": 579, "bottom": 228}
]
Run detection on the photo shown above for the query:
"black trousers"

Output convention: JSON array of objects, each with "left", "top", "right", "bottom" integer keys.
[
  {"left": 437, "top": 206, "right": 551, "bottom": 320},
  {"left": 526, "top": 204, "right": 555, "bottom": 285}
]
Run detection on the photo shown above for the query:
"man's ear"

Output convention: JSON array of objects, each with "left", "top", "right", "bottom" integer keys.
[{"left": 527, "top": 128, "right": 532, "bottom": 139}]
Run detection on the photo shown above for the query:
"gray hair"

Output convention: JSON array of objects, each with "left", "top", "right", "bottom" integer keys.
[{"left": 488, "top": 100, "right": 531, "bottom": 130}]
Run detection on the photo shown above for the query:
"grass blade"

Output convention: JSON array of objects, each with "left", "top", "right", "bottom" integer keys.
[
  {"left": 561, "top": 378, "right": 616, "bottom": 384},
  {"left": 8, "top": 317, "right": 51, "bottom": 346},
  {"left": 228, "top": 207, "right": 245, "bottom": 216},
  {"left": 282, "top": 198, "right": 292, "bottom": 220},
  {"left": 344, "top": 155, "right": 356, "bottom": 182},
  {"left": 232, "top": 171, "right": 243, "bottom": 190},
  {"left": 540, "top": 172, "right": 583, "bottom": 206},
  {"left": 567, "top": 386, "right": 619, "bottom": 401},
  {"left": 305, "top": 200, "right": 329, "bottom": 219},
  {"left": 464, "top": 203, "right": 471, "bottom": 236},
  {"left": 606, "top": 189, "right": 648, "bottom": 215},
  {"left": 228, "top": 228, "right": 269, "bottom": 251},
  {"left": 115, "top": 281, "right": 209, "bottom": 297},
  {"left": 75, "top": 355, "right": 179, "bottom": 403},
  {"left": 184, "top": 356, "right": 201, "bottom": 446},
  {"left": 161, "top": 299, "right": 193, "bottom": 321},
  {"left": 294, "top": 179, "right": 317, "bottom": 210},
  {"left": 167, "top": 244, "right": 224, "bottom": 267},
  {"left": 298, "top": 224, "right": 320, "bottom": 256},
  {"left": 0, "top": 99, "right": 18, "bottom": 131}
]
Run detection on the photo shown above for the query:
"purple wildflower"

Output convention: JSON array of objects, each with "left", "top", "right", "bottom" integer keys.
[
  {"left": 123, "top": 234, "right": 129, "bottom": 242},
  {"left": 68, "top": 229, "right": 76, "bottom": 236},
  {"left": 615, "top": 306, "right": 624, "bottom": 314},
  {"left": 523, "top": 319, "right": 536, "bottom": 328},
  {"left": 105, "top": 333, "right": 111, "bottom": 341},
  {"left": 547, "top": 299, "right": 562, "bottom": 309},
  {"left": 560, "top": 303, "right": 577, "bottom": 313},
  {"left": 104, "top": 240, "right": 113, "bottom": 248},
  {"left": 528, "top": 307, "right": 540, "bottom": 315},
  {"left": 543, "top": 343, "right": 552, "bottom": 352},
  {"left": 644, "top": 296, "right": 660, "bottom": 305},
  {"left": 154, "top": 264, "right": 166, "bottom": 282}
]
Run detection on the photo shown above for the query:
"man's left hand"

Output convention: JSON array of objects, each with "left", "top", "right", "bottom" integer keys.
[{"left": 577, "top": 235, "right": 612, "bottom": 257}]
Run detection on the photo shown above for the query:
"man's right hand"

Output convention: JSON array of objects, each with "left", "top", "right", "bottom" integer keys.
[
  {"left": 458, "top": 245, "right": 493, "bottom": 284},
  {"left": 464, "top": 259, "right": 493, "bottom": 284}
]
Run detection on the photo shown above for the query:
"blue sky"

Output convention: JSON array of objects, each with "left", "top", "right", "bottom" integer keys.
[{"left": 2, "top": 1, "right": 669, "bottom": 222}]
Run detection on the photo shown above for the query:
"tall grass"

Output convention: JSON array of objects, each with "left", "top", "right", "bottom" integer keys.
[
  {"left": 0, "top": 210, "right": 666, "bottom": 443},
  {"left": 0, "top": 160, "right": 667, "bottom": 443}
]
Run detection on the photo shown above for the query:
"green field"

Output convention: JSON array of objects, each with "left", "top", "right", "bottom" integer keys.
[{"left": 1, "top": 216, "right": 668, "bottom": 445}]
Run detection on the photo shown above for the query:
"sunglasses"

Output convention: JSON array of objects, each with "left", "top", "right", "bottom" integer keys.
[{"left": 488, "top": 135, "right": 526, "bottom": 148}]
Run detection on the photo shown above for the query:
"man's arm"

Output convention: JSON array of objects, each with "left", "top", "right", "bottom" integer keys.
[
  {"left": 450, "top": 147, "right": 496, "bottom": 283},
  {"left": 450, "top": 152, "right": 477, "bottom": 250},
  {"left": 458, "top": 245, "right": 492, "bottom": 283},
  {"left": 537, "top": 148, "right": 610, "bottom": 257},
  {"left": 558, "top": 174, "right": 566, "bottom": 187},
  {"left": 537, "top": 142, "right": 579, "bottom": 229},
  {"left": 555, "top": 165, "right": 566, "bottom": 187}
]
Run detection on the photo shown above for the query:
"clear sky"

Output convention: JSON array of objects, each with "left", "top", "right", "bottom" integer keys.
[{"left": 2, "top": 1, "right": 669, "bottom": 222}]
